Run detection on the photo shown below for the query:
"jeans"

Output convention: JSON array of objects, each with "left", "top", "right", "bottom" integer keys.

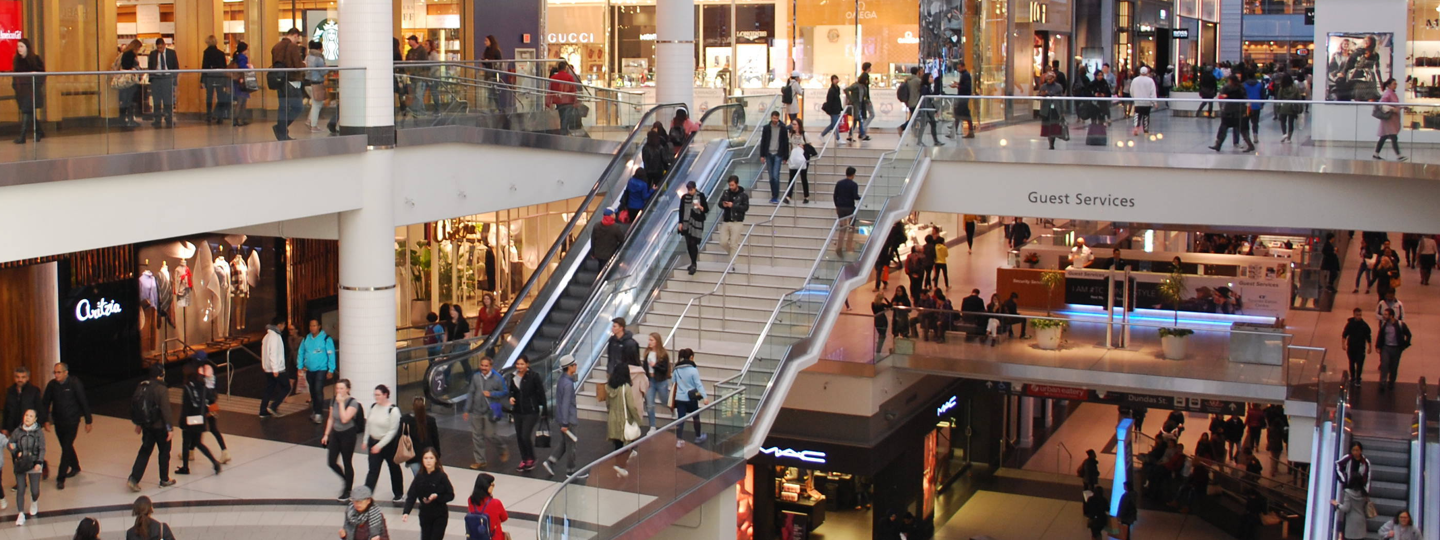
[
  {"left": 820, "top": 113, "right": 842, "bottom": 139},
  {"left": 327, "top": 428, "right": 357, "bottom": 492},
  {"left": 259, "top": 372, "right": 289, "bottom": 415},
  {"left": 1355, "top": 261, "right": 1373, "bottom": 290},
  {"left": 13, "top": 469, "right": 37, "bottom": 510},
  {"left": 232, "top": 94, "right": 250, "bottom": 125},
  {"left": 306, "top": 370, "right": 328, "bottom": 417},
  {"left": 786, "top": 168, "right": 810, "bottom": 200},
  {"left": 1279, "top": 114, "right": 1297, "bottom": 136},
  {"left": 646, "top": 378, "right": 672, "bottom": 428},
  {"left": 150, "top": 77, "right": 175, "bottom": 125},
  {"left": 673, "top": 399, "right": 702, "bottom": 439},
  {"left": 1348, "top": 349, "right": 1366, "bottom": 383},
  {"left": 364, "top": 436, "right": 403, "bottom": 499},
  {"left": 855, "top": 107, "right": 871, "bottom": 137},
  {"left": 470, "top": 410, "right": 503, "bottom": 465},
  {"left": 547, "top": 424, "right": 578, "bottom": 473},
  {"left": 514, "top": 413, "right": 539, "bottom": 462},
  {"left": 1214, "top": 116, "right": 1253, "bottom": 148},
  {"left": 117, "top": 85, "right": 139, "bottom": 124},
  {"left": 54, "top": 422, "right": 80, "bottom": 479},
  {"left": 1248, "top": 110, "right": 1261, "bottom": 137},
  {"left": 130, "top": 427, "right": 172, "bottom": 483},
  {"left": 1379, "top": 345, "right": 1404, "bottom": 386},
  {"left": 275, "top": 84, "right": 304, "bottom": 134},
  {"left": 932, "top": 263, "right": 950, "bottom": 289},
  {"left": 764, "top": 155, "right": 783, "bottom": 200}
]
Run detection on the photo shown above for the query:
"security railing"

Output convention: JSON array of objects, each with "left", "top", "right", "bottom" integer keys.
[{"left": 393, "top": 63, "right": 645, "bottom": 133}]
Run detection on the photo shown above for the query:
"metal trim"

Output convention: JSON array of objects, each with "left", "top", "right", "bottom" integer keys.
[
  {"left": 339, "top": 284, "right": 396, "bottom": 292},
  {"left": 653, "top": 40, "right": 694, "bottom": 44},
  {"left": 396, "top": 125, "right": 622, "bottom": 155}
]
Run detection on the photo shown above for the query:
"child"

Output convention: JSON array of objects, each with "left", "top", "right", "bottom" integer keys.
[{"left": 11, "top": 409, "right": 43, "bottom": 524}]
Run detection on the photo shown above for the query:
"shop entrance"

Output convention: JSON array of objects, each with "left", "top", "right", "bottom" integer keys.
[{"left": 1155, "top": 28, "right": 1173, "bottom": 70}]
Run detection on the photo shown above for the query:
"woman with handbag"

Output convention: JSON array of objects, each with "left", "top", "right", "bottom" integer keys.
[
  {"left": 1373, "top": 78, "right": 1405, "bottom": 161},
  {"left": 670, "top": 348, "right": 708, "bottom": 448},
  {"left": 200, "top": 35, "right": 229, "bottom": 124},
  {"left": 402, "top": 448, "right": 454, "bottom": 540},
  {"left": 507, "top": 357, "right": 545, "bottom": 472},
  {"left": 175, "top": 366, "right": 221, "bottom": 476},
  {"left": 229, "top": 42, "right": 254, "bottom": 127},
  {"left": 113, "top": 40, "right": 143, "bottom": 128},
  {"left": 400, "top": 397, "right": 440, "bottom": 476},
  {"left": 363, "top": 385, "right": 404, "bottom": 503},
  {"left": 604, "top": 358, "right": 641, "bottom": 477}
]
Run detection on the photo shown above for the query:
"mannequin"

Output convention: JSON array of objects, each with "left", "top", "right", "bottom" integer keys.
[
  {"left": 157, "top": 261, "right": 173, "bottom": 327},
  {"left": 174, "top": 258, "right": 192, "bottom": 343},
  {"left": 139, "top": 262, "right": 158, "bottom": 350},
  {"left": 212, "top": 245, "right": 231, "bottom": 340},
  {"left": 230, "top": 249, "right": 248, "bottom": 332},
  {"left": 246, "top": 247, "right": 261, "bottom": 290}
]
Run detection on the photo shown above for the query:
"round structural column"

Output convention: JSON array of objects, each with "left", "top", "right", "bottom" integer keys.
[
  {"left": 338, "top": 150, "right": 397, "bottom": 399},
  {"left": 656, "top": 0, "right": 695, "bottom": 111},
  {"left": 338, "top": 0, "right": 396, "bottom": 144}
]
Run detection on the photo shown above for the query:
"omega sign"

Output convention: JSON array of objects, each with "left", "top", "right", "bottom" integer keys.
[
  {"left": 75, "top": 298, "right": 122, "bottom": 322},
  {"left": 760, "top": 446, "right": 827, "bottom": 464},
  {"left": 846, "top": 1, "right": 877, "bottom": 20},
  {"left": 546, "top": 32, "right": 595, "bottom": 44}
]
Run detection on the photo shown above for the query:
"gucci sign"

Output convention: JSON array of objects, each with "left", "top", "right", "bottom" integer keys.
[{"left": 547, "top": 32, "right": 595, "bottom": 44}]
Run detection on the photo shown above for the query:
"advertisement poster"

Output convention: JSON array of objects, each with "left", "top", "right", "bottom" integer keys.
[
  {"left": 1325, "top": 32, "right": 1392, "bottom": 101},
  {"left": 0, "top": 0, "right": 21, "bottom": 72},
  {"left": 1063, "top": 268, "right": 1289, "bottom": 319}
]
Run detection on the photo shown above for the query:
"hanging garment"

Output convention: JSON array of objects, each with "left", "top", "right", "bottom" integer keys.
[
  {"left": 156, "top": 268, "right": 174, "bottom": 326},
  {"left": 213, "top": 256, "right": 231, "bottom": 338},
  {"left": 247, "top": 249, "right": 262, "bottom": 288},
  {"left": 231, "top": 255, "right": 249, "bottom": 332},
  {"left": 174, "top": 263, "right": 193, "bottom": 308},
  {"left": 139, "top": 271, "right": 158, "bottom": 309}
]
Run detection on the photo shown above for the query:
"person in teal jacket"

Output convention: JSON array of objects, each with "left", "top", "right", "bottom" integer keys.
[{"left": 297, "top": 319, "right": 336, "bottom": 423}]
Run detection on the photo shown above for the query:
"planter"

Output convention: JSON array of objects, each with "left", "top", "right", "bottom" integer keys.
[
  {"left": 1161, "top": 334, "right": 1188, "bottom": 360},
  {"left": 1035, "top": 326, "right": 1063, "bottom": 350},
  {"left": 1171, "top": 91, "right": 1203, "bottom": 117},
  {"left": 409, "top": 300, "right": 432, "bottom": 326}
]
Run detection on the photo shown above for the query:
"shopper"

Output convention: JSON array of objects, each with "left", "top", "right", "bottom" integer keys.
[
  {"left": 1242, "top": 70, "right": 1267, "bottom": 142},
  {"left": 1375, "top": 256, "right": 1400, "bottom": 302},
  {"left": 1274, "top": 74, "right": 1302, "bottom": 143},
  {"left": 900, "top": 66, "right": 922, "bottom": 129},
  {"left": 507, "top": 356, "right": 544, "bottom": 472},
  {"left": 11, "top": 38, "right": 45, "bottom": 144},
  {"left": 473, "top": 293, "right": 503, "bottom": 339},
  {"left": 679, "top": 180, "right": 710, "bottom": 275},
  {"left": 271, "top": 28, "right": 306, "bottom": 140},
  {"left": 4, "top": 367, "right": 41, "bottom": 438},
  {"left": 401, "top": 397, "right": 441, "bottom": 476},
  {"left": 1037, "top": 72, "right": 1066, "bottom": 149},
  {"left": 949, "top": 61, "right": 975, "bottom": 139},
  {"left": 760, "top": 111, "right": 790, "bottom": 204},
  {"left": 1378, "top": 291, "right": 1405, "bottom": 322},
  {"left": 1197, "top": 64, "right": 1218, "bottom": 117},
  {"left": 10, "top": 409, "right": 42, "bottom": 524},
  {"left": 465, "top": 474, "right": 508, "bottom": 540},
  {"left": 259, "top": 317, "right": 289, "bottom": 418},
  {"left": 605, "top": 350, "right": 642, "bottom": 477},
  {"left": 112, "top": 40, "right": 143, "bottom": 127},
  {"left": 189, "top": 354, "right": 230, "bottom": 464},
  {"left": 147, "top": 38, "right": 178, "bottom": 128},
  {"left": 1420, "top": 235, "right": 1438, "bottom": 286},
  {"left": 201, "top": 35, "right": 229, "bottom": 124},
  {"left": 363, "top": 385, "right": 404, "bottom": 503},
  {"left": 1078, "top": 449, "right": 1100, "bottom": 490},
  {"left": 641, "top": 130, "right": 672, "bottom": 189},
  {"left": 1117, "top": 484, "right": 1138, "bottom": 539},
  {"left": 1336, "top": 442, "right": 1372, "bottom": 493},
  {"left": 1379, "top": 510, "right": 1421, "bottom": 540},
  {"left": 623, "top": 171, "right": 654, "bottom": 224},
  {"left": 305, "top": 40, "right": 330, "bottom": 132},
  {"left": 643, "top": 333, "right": 673, "bottom": 433},
  {"left": 1335, "top": 476, "right": 1371, "bottom": 540},
  {"left": 339, "top": 487, "right": 387, "bottom": 540},
  {"left": 74, "top": 517, "right": 100, "bottom": 540},
  {"left": 297, "top": 319, "right": 337, "bottom": 423},
  {"left": 1131, "top": 67, "right": 1157, "bottom": 136},
  {"left": 464, "top": 357, "right": 508, "bottom": 470},
  {"left": 890, "top": 287, "right": 913, "bottom": 339},
  {"left": 401, "top": 448, "right": 453, "bottom": 540},
  {"left": 544, "top": 356, "right": 580, "bottom": 478},
  {"left": 833, "top": 166, "right": 861, "bottom": 257},
  {"left": 1376, "top": 308, "right": 1410, "bottom": 392},
  {"left": 125, "top": 496, "right": 173, "bottom": 540},
  {"left": 1342, "top": 308, "right": 1372, "bottom": 386},
  {"left": 871, "top": 292, "right": 891, "bottom": 353},
  {"left": 718, "top": 176, "right": 749, "bottom": 259},
  {"left": 1083, "top": 485, "right": 1108, "bottom": 540},
  {"left": 1371, "top": 78, "right": 1406, "bottom": 160},
  {"left": 820, "top": 75, "right": 844, "bottom": 141},
  {"left": 175, "top": 366, "right": 221, "bottom": 477},
  {"left": 41, "top": 363, "right": 91, "bottom": 490},
  {"left": 606, "top": 317, "right": 641, "bottom": 375},
  {"left": 671, "top": 348, "right": 707, "bottom": 447},
  {"left": 590, "top": 208, "right": 626, "bottom": 266},
  {"left": 1210, "top": 75, "right": 1254, "bottom": 152},
  {"left": 127, "top": 365, "right": 175, "bottom": 492},
  {"left": 228, "top": 42, "right": 253, "bottom": 126},
  {"left": 322, "top": 379, "right": 361, "bottom": 500},
  {"left": 548, "top": 60, "right": 580, "bottom": 133},
  {"left": 911, "top": 72, "right": 943, "bottom": 146}
]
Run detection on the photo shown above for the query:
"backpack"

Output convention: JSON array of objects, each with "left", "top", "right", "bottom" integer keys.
[
  {"left": 668, "top": 124, "right": 687, "bottom": 147},
  {"left": 465, "top": 499, "right": 494, "bottom": 540},
  {"left": 350, "top": 399, "right": 366, "bottom": 434},
  {"left": 896, "top": 80, "right": 911, "bottom": 104},
  {"left": 781, "top": 83, "right": 794, "bottom": 105},
  {"left": 131, "top": 380, "right": 159, "bottom": 427}
]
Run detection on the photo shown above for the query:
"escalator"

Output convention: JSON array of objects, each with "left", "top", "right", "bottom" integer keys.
[{"left": 418, "top": 95, "right": 780, "bottom": 405}]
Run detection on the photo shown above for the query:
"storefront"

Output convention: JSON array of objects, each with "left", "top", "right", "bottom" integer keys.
[
  {"left": 1113, "top": 0, "right": 1174, "bottom": 72},
  {"left": 1408, "top": 0, "right": 1440, "bottom": 130},
  {"left": 1242, "top": 40, "right": 1314, "bottom": 66}
]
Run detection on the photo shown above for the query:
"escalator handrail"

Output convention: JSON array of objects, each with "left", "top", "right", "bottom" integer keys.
[{"left": 469, "top": 103, "right": 686, "bottom": 367}]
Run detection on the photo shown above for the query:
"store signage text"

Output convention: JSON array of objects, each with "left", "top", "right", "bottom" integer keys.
[
  {"left": 639, "top": 33, "right": 656, "bottom": 41},
  {"left": 897, "top": 31, "right": 919, "bottom": 45},
  {"left": 75, "top": 298, "right": 122, "bottom": 322},
  {"left": 846, "top": 1, "right": 877, "bottom": 21},
  {"left": 0, "top": 30, "right": 16, "bottom": 39},
  {"left": 936, "top": 396, "right": 958, "bottom": 416},
  {"left": 1029, "top": 2, "right": 1047, "bottom": 24},
  {"left": 548, "top": 32, "right": 596, "bottom": 44},
  {"left": 1028, "top": 191, "right": 1137, "bottom": 208},
  {"left": 1024, "top": 384, "right": 1089, "bottom": 400},
  {"left": 1173, "top": 29, "right": 1190, "bottom": 39},
  {"left": 760, "top": 447, "right": 827, "bottom": 464},
  {"left": 1136, "top": 24, "right": 1156, "bottom": 37},
  {"left": 736, "top": 30, "right": 767, "bottom": 42}
]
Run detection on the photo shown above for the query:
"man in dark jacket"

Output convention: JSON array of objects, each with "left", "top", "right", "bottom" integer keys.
[
  {"left": 1009, "top": 217, "right": 1031, "bottom": 249},
  {"left": 1341, "top": 307, "right": 1371, "bottom": 387},
  {"left": 128, "top": 365, "right": 176, "bottom": 491},
  {"left": 42, "top": 363, "right": 92, "bottom": 489},
  {"left": 147, "top": 38, "right": 180, "bottom": 128},
  {"left": 819, "top": 74, "right": 844, "bottom": 141},
  {"left": 3, "top": 367, "right": 42, "bottom": 436},
  {"left": 1002, "top": 292, "right": 1026, "bottom": 338},
  {"left": 960, "top": 289, "right": 986, "bottom": 339},
  {"left": 718, "top": 176, "right": 749, "bottom": 259},
  {"left": 758, "top": 111, "right": 789, "bottom": 204},
  {"left": 590, "top": 209, "right": 625, "bottom": 267},
  {"left": 606, "top": 317, "right": 640, "bottom": 374},
  {"left": 543, "top": 355, "right": 579, "bottom": 477},
  {"left": 271, "top": 28, "right": 306, "bottom": 140},
  {"left": 833, "top": 166, "right": 861, "bottom": 257},
  {"left": 1079, "top": 449, "right": 1100, "bottom": 490},
  {"left": 1377, "top": 308, "right": 1411, "bottom": 392},
  {"left": 1209, "top": 74, "right": 1254, "bottom": 152}
]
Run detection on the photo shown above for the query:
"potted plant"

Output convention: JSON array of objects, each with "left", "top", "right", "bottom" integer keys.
[
  {"left": 1032, "top": 270, "right": 1067, "bottom": 350},
  {"left": 1156, "top": 270, "right": 1194, "bottom": 360},
  {"left": 1171, "top": 79, "right": 1209, "bottom": 117},
  {"left": 1023, "top": 252, "right": 1041, "bottom": 268},
  {"left": 406, "top": 240, "right": 433, "bottom": 324}
]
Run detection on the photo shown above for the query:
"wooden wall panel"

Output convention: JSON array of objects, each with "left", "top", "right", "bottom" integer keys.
[
  {"left": 288, "top": 238, "right": 338, "bottom": 325},
  {"left": 0, "top": 264, "right": 60, "bottom": 385}
]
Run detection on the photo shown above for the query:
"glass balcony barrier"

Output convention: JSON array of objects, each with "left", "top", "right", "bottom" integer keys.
[
  {"left": 0, "top": 67, "right": 363, "bottom": 164},
  {"left": 393, "top": 63, "right": 645, "bottom": 138}
]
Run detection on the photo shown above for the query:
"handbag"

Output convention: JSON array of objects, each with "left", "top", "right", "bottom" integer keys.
[
  {"left": 243, "top": 72, "right": 261, "bottom": 92},
  {"left": 1058, "top": 116, "right": 1071, "bottom": 141},
  {"left": 577, "top": 102, "right": 590, "bottom": 118},
  {"left": 393, "top": 424, "right": 416, "bottom": 465},
  {"left": 839, "top": 114, "right": 851, "bottom": 133},
  {"left": 667, "top": 382, "right": 677, "bottom": 409},
  {"left": 621, "top": 386, "right": 642, "bottom": 442},
  {"left": 595, "top": 382, "right": 609, "bottom": 403},
  {"left": 1365, "top": 499, "right": 1379, "bottom": 519},
  {"left": 1372, "top": 105, "right": 1395, "bottom": 120},
  {"left": 535, "top": 418, "right": 552, "bottom": 448}
]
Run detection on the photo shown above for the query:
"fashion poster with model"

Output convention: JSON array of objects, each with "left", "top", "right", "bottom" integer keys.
[{"left": 1326, "top": 32, "right": 1393, "bottom": 102}]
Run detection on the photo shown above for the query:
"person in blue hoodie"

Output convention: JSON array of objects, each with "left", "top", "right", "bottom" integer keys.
[
  {"left": 1242, "top": 70, "right": 1267, "bottom": 143},
  {"left": 671, "top": 348, "right": 707, "bottom": 448},
  {"left": 623, "top": 172, "right": 654, "bottom": 224},
  {"left": 297, "top": 319, "right": 337, "bottom": 424}
]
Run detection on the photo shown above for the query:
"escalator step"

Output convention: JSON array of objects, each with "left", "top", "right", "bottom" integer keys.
[
  {"left": 540, "top": 324, "right": 566, "bottom": 338},
  {"left": 558, "top": 298, "right": 584, "bottom": 311}
]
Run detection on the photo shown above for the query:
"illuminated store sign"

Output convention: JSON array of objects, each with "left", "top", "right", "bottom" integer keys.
[
  {"left": 936, "top": 396, "right": 958, "bottom": 416},
  {"left": 760, "top": 447, "right": 827, "bottom": 464},
  {"left": 75, "top": 298, "right": 122, "bottom": 322},
  {"left": 548, "top": 32, "right": 596, "bottom": 44}
]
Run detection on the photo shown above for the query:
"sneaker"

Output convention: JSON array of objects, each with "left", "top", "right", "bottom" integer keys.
[
  {"left": 542, "top": 461, "right": 555, "bottom": 477},
  {"left": 1373, "top": 153, "right": 1384, "bottom": 160},
  {"left": 769, "top": 198, "right": 779, "bottom": 204},
  {"left": 271, "top": 408, "right": 286, "bottom": 418},
  {"left": 338, "top": 490, "right": 350, "bottom": 501},
  {"left": 28, "top": 501, "right": 35, "bottom": 516},
  {"left": 1398, "top": 155, "right": 1409, "bottom": 162},
  {"left": 312, "top": 413, "right": 323, "bottom": 424},
  {"left": 695, "top": 434, "right": 708, "bottom": 444},
  {"left": 861, "top": 136, "right": 872, "bottom": 141},
  {"left": 803, "top": 199, "right": 810, "bottom": 204},
  {"left": 258, "top": 412, "right": 273, "bottom": 419},
  {"left": 676, "top": 440, "right": 686, "bottom": 449},
  {"left": 159, "top": 479, "right": 177, "bottom": 488},
  {"left": 614, "top": 466, "right": 629, "bottom": 478},
  {"left": 15, "top": 513, "right": 22, "bottom": 526},
  {"left": 56, "top": 478, "right": 64, "bottom": 490},
  {"left": 524, "top": 460, "right": 537, "bottom": 471},
  {"left": 126, "top": 479, "right": 140, "bottom": 493},
  {"left": 572, "top": 472, "right": 589, "bottom": 480},
  {"left": 629, "top": 449, "right": 639, "bottom": 460},
  {"left": 392, "top": 496, "right": 404, "bottom": 504},
  {"left": 174, "top": 467, "right": 191, "bottom": 475},
  {"left": 470, "top": 463, "right": 485, "bottom": 470},
  {"left": 0, "top": 498, "right": 7, "bottom": 509},
  {"left": 517, "top": 461, "right": 528, "bottom": 472}
]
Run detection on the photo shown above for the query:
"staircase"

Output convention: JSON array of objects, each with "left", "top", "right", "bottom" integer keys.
[
  {"left": 1352, "top": 435, "right": 1411, "bottom": 539},
  {"left": 573, "top": 146, "right": 891, "bottom": 420}
]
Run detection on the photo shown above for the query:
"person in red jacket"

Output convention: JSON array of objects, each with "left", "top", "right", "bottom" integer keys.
[
  {"left": 466, "top": 473, "right": 507, "bottom": 540},
  {"left": 548, "top": 61, "right": 580, "bottom": 133}
]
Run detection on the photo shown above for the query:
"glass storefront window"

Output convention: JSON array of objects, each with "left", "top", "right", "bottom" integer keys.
[
  {"left": 1242, "top": 0, "right": 1312, "bottom": 15},
  {"left": 1408, "top": 0, "right": 1440, "bottom": 129},
  {"left": 1242, "top": 40, "right": 1313, "bottom": 67}
]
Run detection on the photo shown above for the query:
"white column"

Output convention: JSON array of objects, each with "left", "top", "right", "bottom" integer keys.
[
  {"left": 338, "top": 149, "right": 397, "bottom": 399},
  {"left": 1044, "top": 399, "right": 1054, "bottom": 428},
  {"left": 655, "top": 0, "right": 694, "bottom": 110},
  {"left": 338, "top": 0, "right": 395, "bottom": 139},
  {"left": 1019, "top": 397, "right": 1036, "bottom": 448}
]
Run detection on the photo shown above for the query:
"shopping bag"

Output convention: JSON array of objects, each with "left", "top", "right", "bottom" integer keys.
[
  {"left": 1058, "top": 117, "right": 1071, "bottom": 141},
  {"left": 839, "top": 114, "right": 851, "bottom": 133},
  {"left": 535, "top": 418, "right": 552, "bottom": 448},
  {"left": 595, "top": 382, "right": 608, "bottom": 403},
  {"left": 1085, "top": 123, "right": 1108, "bottom": 146}
]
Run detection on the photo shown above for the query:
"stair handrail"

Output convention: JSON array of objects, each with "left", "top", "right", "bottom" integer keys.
[
  {"left": 664, "top": 105, "right": 852, "bottom": 348},
  {"left": 1412, "top": 376, "right": 1427, "bottom": 532},
  {"left": 402, "top": 72, "right": 642, "bottom": 107}
]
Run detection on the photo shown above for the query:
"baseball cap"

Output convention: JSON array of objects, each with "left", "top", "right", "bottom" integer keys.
[
  {"left": 791, "top": 70, "right": 800, "bottom": 78},
  {"left": 603, "top": 209, "right": 614, "bottom": 217}
]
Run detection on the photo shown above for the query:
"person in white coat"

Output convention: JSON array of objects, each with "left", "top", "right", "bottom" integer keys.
[
  {"left": 1130, "top": 67, "right": 1158, "bottom": 136},
  {"left": 258, "top": 317, "right": 289, "bottom": 418},
  {"left": 785, "top": 125, "right": 811, "bottom": 204}
]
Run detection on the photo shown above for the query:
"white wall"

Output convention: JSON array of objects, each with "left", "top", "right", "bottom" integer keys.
[
  {"left": 1312, "top": 0, "right": 1408, "bottom": 143},
  {"left": 390, "top": 143, "right": 613, "bottom": 227},
  {"left": 918, "top": 160, "right": 1440, "bottom": 234},
  {"left": 780, "top": 365, "right": 930, "bottom": 417}
]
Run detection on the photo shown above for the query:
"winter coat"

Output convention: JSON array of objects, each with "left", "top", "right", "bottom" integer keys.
[
  {"left": 1378, "top": 88, "right": 1401, "bottom": 137},
  {"left": 591, "top": 216, "right": 626, "bottom": 260},
  {"left": 605, "top": 382, "right": 641, "bottom": 441},
  {"left": 624, "top": 175, "right": 655, "bottom": 211},
  {"left": 719, "top": 186, "right": 749, "bottom": 222},
  {"left": 10, "top": 423, "right": 43, "bottom": 471},
  {"left": 1336, "top": 488, "right": 1370, "bottom": 540}
]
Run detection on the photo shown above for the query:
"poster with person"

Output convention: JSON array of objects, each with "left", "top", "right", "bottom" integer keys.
[{"left": 1326, "top": 32, "right": 1392, "bottom": 102}]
